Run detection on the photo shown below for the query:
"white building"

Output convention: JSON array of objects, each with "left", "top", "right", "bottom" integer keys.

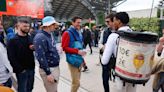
[{"left": 126, "top": 8, "right": 158, "bottom": 18}]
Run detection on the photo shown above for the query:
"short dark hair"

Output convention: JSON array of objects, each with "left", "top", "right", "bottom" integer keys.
[
  {"left": 115, "top": 12, "right": 129, "bottom": 24},
  {"left": 71, "top": 16, "right": 82, "bottom": 22},
  {"left": 17, "top": 17, "right": 31, "bottom": 24},
  {"left": 105, "top": 13, "right": 115, "bottom": 22}
]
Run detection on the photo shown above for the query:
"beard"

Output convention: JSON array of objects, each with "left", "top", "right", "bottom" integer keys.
[{"left": 20, "top": 29, "right": 29, "bottom": 34}]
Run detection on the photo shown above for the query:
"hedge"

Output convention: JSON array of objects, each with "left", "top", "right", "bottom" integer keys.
[{"left": 129, "top": 17, "right": 160, "bottom": 33}]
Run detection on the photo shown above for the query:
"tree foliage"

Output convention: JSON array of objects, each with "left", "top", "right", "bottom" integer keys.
[
  {"left": 97, "top": 12, "right": 105, "bottom": 25},
  {"left": 129, "top": 17, "right": 160, "bottom": 33}
]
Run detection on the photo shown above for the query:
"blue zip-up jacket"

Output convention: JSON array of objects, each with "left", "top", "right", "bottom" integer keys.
[
  {"left": 34, "top": 30, "right": 60, "bottom": 75},
  {"left": 67, "top": 27, "right": 83, "bottom": 48},
  {"left": 65, "top": 26, "right": 83, "bottom": 58}
]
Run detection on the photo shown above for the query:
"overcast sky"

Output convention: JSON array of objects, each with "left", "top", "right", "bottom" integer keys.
[{"left": 113, "top": 0, "right": 160, "bottom": 11}]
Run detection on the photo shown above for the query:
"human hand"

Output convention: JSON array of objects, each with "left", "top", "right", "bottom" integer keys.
[
  {"left": 78, "top": 50, "right": 86, "bottom": 56},
  {"left": 29, "top": 45, "right": 35, "bottom": 50},
  {"left": 159, "top": 37, "right": 164, "bottom": 45},
  {"left": 47, "top": 74, "right": 55, "bottom": 83}
]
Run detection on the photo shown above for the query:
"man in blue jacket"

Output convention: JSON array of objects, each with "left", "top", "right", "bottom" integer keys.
[
  {"left": 62, "top": 16, "right": 86, "bottom": 92},
  {"left": 34, "top": 16, "right": 60, "bottom": 92}
]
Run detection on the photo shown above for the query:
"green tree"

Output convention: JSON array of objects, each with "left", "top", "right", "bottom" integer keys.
[
  {"left": 83, "top": 23, "right": 96, "bottom": 28},
  {"left": 129, "top": 17, "right": 160, "bottom": 33},
  {"left": 97, "top": 12, "right": 105, "bottom": 25}
]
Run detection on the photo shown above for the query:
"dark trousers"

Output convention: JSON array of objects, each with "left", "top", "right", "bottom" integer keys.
[
  {"left": 102, "top": 63, "right": 110, "bottom": 92},
  {"left": 3, "top": 78, "right": 12, "bottom": 88},
  {"left": 94, "top": 38, "right": 98, "bottom": 47},
  {"left": 16, "top": 69, "right": 35, "bottom": 92},
  {"left": 84, "top": 41, "right": 92, "bottom": 54}
]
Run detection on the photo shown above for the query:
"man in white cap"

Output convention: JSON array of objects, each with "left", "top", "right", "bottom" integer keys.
[{"left": 33, "top": 16, "right": 60, "bottom": 92}]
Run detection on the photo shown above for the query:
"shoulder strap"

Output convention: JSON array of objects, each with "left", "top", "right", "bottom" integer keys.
[
  {"left": 69, "top": 31, "right": 78, "bottom": 41},
  {"left": 115, "top": 36, "right": 120, "bottom": 58}
]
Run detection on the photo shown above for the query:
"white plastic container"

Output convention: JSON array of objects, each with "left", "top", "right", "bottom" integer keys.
[{"left": 115, "top": 31, "right": 158, "bottom": 84}]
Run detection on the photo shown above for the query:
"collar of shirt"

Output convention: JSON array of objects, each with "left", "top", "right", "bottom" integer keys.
[
  {"left": 16, "top": 33, "right": 28, "bottom": 38},
  {"left": 42, "top": 30, "right": 51, "bottom": 38},
  {"left": 70, "top": 25, "right": 76, "bottom": 29},
  {"left": 70, "top": 26, "right": 80, "bottom": 36},
  {"left": 70, "top": 26, "right": 78, "bottom": 32},
  {"left": 118, "top": 26, "right": 132, "bottom": 32},
  {"left": 69, "top": 26, "right": 83, "bottom": 42},
  {"left": 70, "top": 26, "right": 80, "bottom": 33}
]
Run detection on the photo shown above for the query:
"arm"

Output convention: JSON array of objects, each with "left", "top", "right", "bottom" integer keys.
[
  {"left": 151, "top": 58, "right": 164, "bottom": 74},
  {"left": 28, "top": 35, "right": 35, "bottom": 51},
  {"left": 99, "top": 30, "right": 104, "bottom": 44},
  {"left": 157, "top": 44, "right": 163, "bottom": 56},
  {"left": 62, "top": 32, "right": 79, "bottom": 54},
  {"left": 102, "top": 33, "right": 118, "bottom": 65},
  {"left": 157, "top": 37, "right": 164, "bottom": 56},
  {"left": 34, "top": 37, "right": 51, "bottom": 75},
  {"left": 99, "top": 30, "right": 104, "bottom": 49},
  {"left": 0, "top": 43, "right": 13, "bottom": 73}
]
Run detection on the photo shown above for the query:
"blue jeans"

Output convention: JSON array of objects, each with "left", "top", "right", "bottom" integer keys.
[
  {"left": 16, "top": 69, "right": 35, "bottom": 92},
  {"left": 3, "top": 78, "right": 12, "bottom": 88},
  {"left": 102, "top": 63, "right": 110, "bottom": 92}
]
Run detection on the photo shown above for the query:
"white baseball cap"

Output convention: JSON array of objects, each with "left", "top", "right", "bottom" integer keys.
[{"left": 42, "top": 16, "right": 59, "bottom": 27}]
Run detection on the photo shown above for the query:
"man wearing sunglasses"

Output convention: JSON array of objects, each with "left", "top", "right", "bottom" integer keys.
[{"left": 99, "top": 13, "right": 115, "bottom": 92}]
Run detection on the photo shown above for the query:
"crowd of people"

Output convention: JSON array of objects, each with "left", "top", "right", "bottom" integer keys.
[{"left": 0, "top": 11, "right": 163, "bottom": 92}]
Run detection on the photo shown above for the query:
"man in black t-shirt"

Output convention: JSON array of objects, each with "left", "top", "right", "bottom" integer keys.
[{"left": 7, "top": 17, "right": 35, "bottom": 92}]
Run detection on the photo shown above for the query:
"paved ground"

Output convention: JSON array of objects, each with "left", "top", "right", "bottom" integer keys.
[
  {"left": 58, "top": 47, "right": 158, "bottom": 92},
  {"left": 12, "top": 47, "right": 162, "bottom": 92}
]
